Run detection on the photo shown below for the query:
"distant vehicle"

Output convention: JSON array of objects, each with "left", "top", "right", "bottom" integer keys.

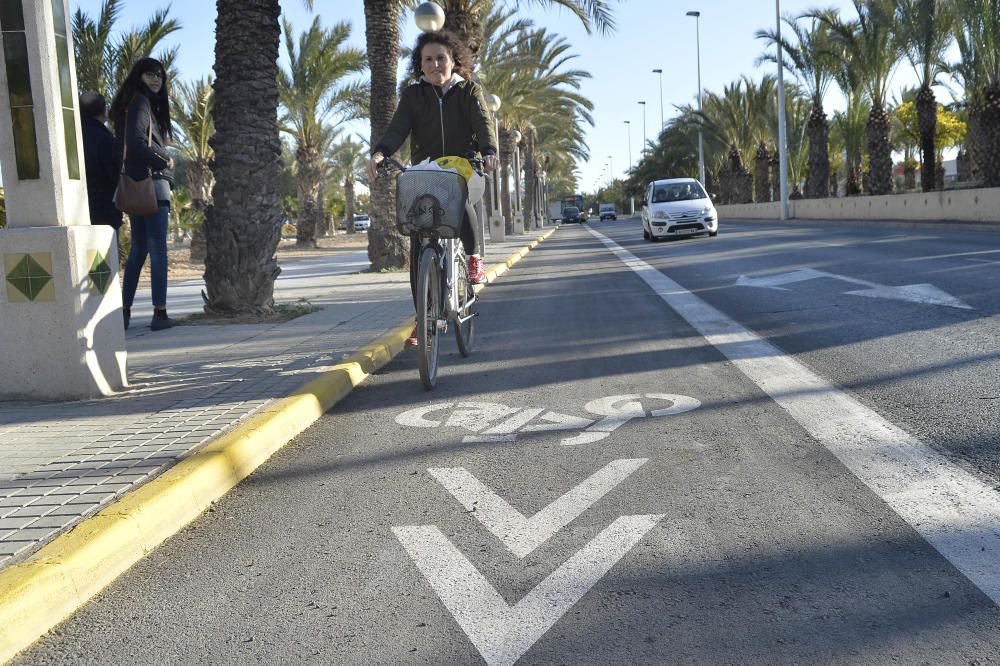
[
  {"left": 640, "top": 178, "right": 718, "bottom": 241},
  {"left": 561, "top": 206, "right": 582, "bottom": 224},
  {"left": 353, "top": 214, "right": 371, "bottom": 232},
  {"left": 599, "top": 203, "right": 617, "bottom": 221}
]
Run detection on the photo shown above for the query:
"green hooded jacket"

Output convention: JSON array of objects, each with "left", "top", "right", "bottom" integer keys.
[{"left": 373, "top": 76, "right": 498, "bottom": 165}]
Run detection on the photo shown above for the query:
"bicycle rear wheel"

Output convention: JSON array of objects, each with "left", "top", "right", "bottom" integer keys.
[
  {"left": 416, "top": 246, "right": 441, "bottom": 390},
  {"left": 454, "top": 253, "right": 475, "bottom": 357}
]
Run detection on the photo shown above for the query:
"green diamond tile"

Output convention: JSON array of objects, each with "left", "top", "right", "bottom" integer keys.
[
  {"left": 5, "top": 254, "right": 52, "bottom": 301},
  {"left": 88, "top": 252, "right": 112, "bottom": 295}
]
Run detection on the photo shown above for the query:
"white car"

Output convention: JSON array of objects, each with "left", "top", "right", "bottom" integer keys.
[
  {"left": 640, "top": 178, "right": 718, "bottom": 241},
  {"left": 353, "top": 214, "right": 371, "bottom": 232}
]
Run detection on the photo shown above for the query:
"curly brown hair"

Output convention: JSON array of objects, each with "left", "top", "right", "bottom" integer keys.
[{"left": 409, "top": 30, "right": 473, "bottom": 82}]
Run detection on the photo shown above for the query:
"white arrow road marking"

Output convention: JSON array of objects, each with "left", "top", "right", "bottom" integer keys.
[
  {"left": 428, "top": 459, "right": 648, "bottom": 558},
  {"left": 846, "top": 283, "right": 974, "bottom": 309},
  {"left": 735, "top": 268, "right": 832, "bottom": 289},
  {"left": 735, "top": 268, "right": 972, "bottom": 309},
  {"left": 393, "top": 514, "right": 663, "bottom": 666},
  {"left": 589, "top": 226, "right": 1000, "bottom": 605}
]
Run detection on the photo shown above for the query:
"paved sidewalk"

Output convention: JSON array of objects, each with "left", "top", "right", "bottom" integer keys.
[{"left": 0, "top": 236, "right": 540, "bottom": 571}]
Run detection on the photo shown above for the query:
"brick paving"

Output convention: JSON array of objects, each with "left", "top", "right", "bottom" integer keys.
[{"left": 0, "top": 237, "right": 536, "bottom": 568}]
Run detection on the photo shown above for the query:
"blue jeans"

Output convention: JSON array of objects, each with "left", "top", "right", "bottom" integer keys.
[{"left": 122, "top": 203, "right": 170, "bottom": 309}]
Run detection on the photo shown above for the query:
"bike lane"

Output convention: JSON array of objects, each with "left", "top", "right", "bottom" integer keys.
[{"left": 17, "top": 227, "right": 1000, "bottom": 664}]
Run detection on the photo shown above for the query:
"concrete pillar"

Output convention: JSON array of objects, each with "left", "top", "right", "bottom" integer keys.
[{"left": 0, "top": 0, "right": 127, "bottom": 399}]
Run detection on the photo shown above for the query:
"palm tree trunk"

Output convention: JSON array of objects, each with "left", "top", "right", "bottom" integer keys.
[
  {"left": 979, "top": 84, "right": 1000, "bottom": 188},
  {"left": 754, "top": 142, "right": 770, "bottom": 203},
  {"left": 499, "top": 124, "right": 514, "bottom": 234},
  {"left": 364, "top": 0, "right": 408, "bottom": 271},
  {"left": 867, "top": 103, "right": 893, "bottom": 195},
  {"left": 203, "top": 0, "right": 282, "bottom": 315},
  {"left": 344, "top": 175, "right": 356, "bottom": 235},
  {"left": 916, "top": 85, "right": 937, "bottom": 192},
  {"left": 443, "top": 9, "right": 483, "bottom": 59},
  {"left": 805, "top": 100, "right": 830, "bottom": 198},
  {"left": 188, "top": 160, "right": 213, "bottom": 262},
  {"left": 295, "top": 145, "right": 323, "bottom": 248},
  {"left": 523, "top": 129, "right": 537, "bottom": 228}
]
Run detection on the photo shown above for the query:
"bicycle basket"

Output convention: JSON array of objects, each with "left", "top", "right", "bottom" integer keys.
[{"left": 396, "top": 169, "right": 468, "bottom": 238}]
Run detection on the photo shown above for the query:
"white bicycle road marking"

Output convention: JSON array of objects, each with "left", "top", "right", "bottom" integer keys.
[
  {"left": 428, "top": 459, "right": 648, "bottom": 558},
  {"left": 589, "top": 225, "right": 1000, "bottom": 605},
  {"left": 393, "top": 514, "right": 663, "bottom": 666},
  {"left": 395, "top": 393, "right": 701, "bottom": 446}
]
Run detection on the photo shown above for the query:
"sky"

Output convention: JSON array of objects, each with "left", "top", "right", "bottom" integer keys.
[{"left": 71, "top": 0, "right": 936, "bottom": 194}]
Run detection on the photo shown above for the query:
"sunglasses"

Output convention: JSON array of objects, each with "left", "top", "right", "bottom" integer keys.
[{"left": 143, "top": 71, "right": 165, "bottom": 80}]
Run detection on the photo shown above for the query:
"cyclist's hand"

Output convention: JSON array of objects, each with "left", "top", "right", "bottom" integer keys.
[
  {"left": 483, "top": 154, "right": 499, "bottom": 172},
  {"left": 366, "top": 153, "right": 384, "bottom": 182}
]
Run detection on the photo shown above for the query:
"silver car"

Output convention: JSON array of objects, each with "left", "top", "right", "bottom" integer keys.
[{"left": 640, "top": 178, "right": 719, "bottom": 241}]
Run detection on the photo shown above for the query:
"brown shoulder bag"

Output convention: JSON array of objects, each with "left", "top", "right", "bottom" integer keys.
[{"left": 113, "top": 120, "right": 158, "bottom": 216}]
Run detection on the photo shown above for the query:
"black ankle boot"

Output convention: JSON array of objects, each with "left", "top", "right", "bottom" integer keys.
[
  {"left": 150, "top": 309, "right": 175, "bottom": 331},
  {"left": 123, "top": 307, "right": 131, "bottom": 330}
]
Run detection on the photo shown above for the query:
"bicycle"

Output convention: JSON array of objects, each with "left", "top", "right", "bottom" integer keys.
[{"left": 378, "top": 155, "right": 484, "bottom": 390}]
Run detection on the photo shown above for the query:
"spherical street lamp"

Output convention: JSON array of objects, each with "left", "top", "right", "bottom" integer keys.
[
  {"left": 511, "top": 129, "right": 522, "bottom": 143},
  {"left": 486, "top": 93, "right": 501, "bottom": 113},
  {"left": 414, "top": 2, "right": 445, "bottom": 33}
]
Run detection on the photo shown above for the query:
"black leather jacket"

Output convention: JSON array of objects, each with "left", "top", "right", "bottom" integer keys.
[
  {"left": 122, "top": 93, "right": 174, "bottom": 186},
  {"left": 373, "top": 78, "right": 498, "bottom": 164}
]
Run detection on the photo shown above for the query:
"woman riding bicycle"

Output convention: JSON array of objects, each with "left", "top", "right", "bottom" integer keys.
[{"left": 366, "top": 30, "right": 499, "bottom": 345}]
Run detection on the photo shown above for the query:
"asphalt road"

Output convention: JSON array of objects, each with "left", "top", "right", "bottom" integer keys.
[{"left": 19, "top": 219, "right": 1000, "bottom": 664}]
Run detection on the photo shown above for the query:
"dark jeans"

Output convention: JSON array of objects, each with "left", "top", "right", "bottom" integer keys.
[
  {"left": 122, "top": 203, "right": 170, "bottom": 309},
  {"left": 409, "top": 200, "right": 481, "bottom": 307}
]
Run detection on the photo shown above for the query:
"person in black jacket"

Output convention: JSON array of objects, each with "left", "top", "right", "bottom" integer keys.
[
  {"left": 79, "top": 92, "right": 122, "bottom": 231},
  {"left": 109, "top": 57, "right": 176, "bottom": 331},
  {"left": 366, "top": 30, "right": 499, "bottom": 345}
]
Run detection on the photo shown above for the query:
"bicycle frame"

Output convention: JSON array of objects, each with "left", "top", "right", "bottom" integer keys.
[{"left": 421, "top": 235, "right": 477, "bottom": 334}]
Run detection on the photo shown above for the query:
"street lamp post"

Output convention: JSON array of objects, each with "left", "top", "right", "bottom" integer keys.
[
  {"left": 686, "top": 11, "right": 705, "bottom": 185},
  {"left": 624, "top": 120, "right": 632, "bottom": 169},
  {"left": 652, "top": 68, "right": 664, "bottom": 131},
  {"left": 638, "top": 101, "right": 647, "bottom": 156},
  {"left": 775, "top": 0, "right": 789, "bottom": 220}
]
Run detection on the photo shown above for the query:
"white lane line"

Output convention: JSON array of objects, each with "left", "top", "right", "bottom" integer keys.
[
  {"left": 393, "top": 514, "right": 663, "bottom": 666},
  {"left": 588, "top": 226, "right": 1000, "bottom": 605},
  {"left": 428, "top": 459, "right": 648, "bottom": 558}
]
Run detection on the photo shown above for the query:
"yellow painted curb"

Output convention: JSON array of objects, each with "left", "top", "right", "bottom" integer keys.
[{"left": 0, "top": 226, "right": 559, "bottom": 663}]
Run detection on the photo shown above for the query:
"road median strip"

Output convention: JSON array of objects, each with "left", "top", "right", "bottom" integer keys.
[{"left": 0, "top": 226, "right": 559, "bottom": 663}]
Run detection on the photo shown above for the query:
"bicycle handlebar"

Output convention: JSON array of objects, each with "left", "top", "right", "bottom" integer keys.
[{"left": 376, "top": 153, "right": 486, "bottom": 179}]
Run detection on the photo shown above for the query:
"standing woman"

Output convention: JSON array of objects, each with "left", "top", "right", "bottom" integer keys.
[{"left": 110, "top": 57, "right": 176, "bottom": 331}]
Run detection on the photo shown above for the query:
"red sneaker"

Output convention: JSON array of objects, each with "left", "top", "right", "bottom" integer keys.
[
  {"left": 468, "top": 255, "right": 486, "bottom": 284},
  {"left": 405, "top": 324, "right": 418, "bottom": 346}
]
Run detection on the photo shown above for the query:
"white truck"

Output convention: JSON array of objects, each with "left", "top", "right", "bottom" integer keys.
[{"left": 548, "top": 201, "right": 564, "bottom": 222}]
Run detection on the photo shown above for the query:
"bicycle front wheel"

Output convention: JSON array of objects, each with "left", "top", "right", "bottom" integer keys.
[
  {"left": 454, "top": 253, "right": 475, "bottom": 357},
  {"left": 416, "top": 246, "right": 441, "bottom": 390}
]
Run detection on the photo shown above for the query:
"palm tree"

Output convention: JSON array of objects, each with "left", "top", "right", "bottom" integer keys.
[
  {"left": 328, "top": 138, "right": 368, "bottom": 236},
  {"left": 892, "top": 0, "right": 954, "bottom": 191},
  {"left": 172, "top": 78, "right": 215, "bottom": 262},
  {"left": 951, "top": 0, "right": 1000, "bottom": 187},
  {"left": 278, "top": 17, "right": 366, "bottom": 247},
  {"left": 813, "top": 1, "right": 902, "bottom": 196},
  {"left": 202, "top": 0, "right": 283, "bottom": 315},
  {"left": 72, "top": 0, "right": 181, "bottom": 99},
  {"left": 756, "top": 15, "right": 835, "bottom": 198}
]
